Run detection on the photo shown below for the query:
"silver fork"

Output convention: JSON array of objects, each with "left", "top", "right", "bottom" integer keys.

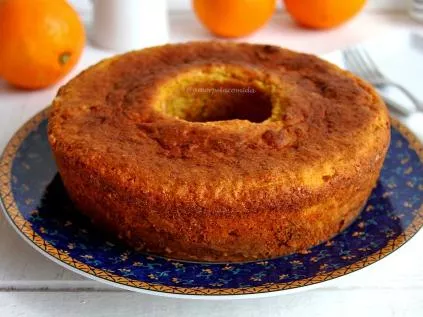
[{"left": 343, "top": 47, "right": 421, "bottom": 115}]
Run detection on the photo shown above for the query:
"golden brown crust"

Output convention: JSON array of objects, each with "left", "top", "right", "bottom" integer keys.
[{"left": 48, "top": 42, "right": 390, "bottom": 262}]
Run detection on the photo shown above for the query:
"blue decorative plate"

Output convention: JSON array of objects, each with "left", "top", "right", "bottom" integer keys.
[{"left": 0, "top": 108, "right": 422, "bottom": 298}]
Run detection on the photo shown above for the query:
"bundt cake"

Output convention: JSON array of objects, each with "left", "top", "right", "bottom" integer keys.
[{"left": 48, "top": 42, "right": 390, "bottom": 262}]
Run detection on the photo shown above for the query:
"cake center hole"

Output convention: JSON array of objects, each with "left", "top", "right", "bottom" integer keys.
[{"left": 160, "top": 79, "right": 273, "bottom": 123}]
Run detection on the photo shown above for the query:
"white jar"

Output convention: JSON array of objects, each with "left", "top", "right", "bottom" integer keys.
[
  {"left": 409, "top": 0, "right": 423, "bottom": 23},
  {"left": 91, "top": 0, "right": 169, "bottom": 52}
]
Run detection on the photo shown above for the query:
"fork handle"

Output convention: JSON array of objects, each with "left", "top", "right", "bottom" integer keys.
[
  {"left": 380, "top": 94, "right": 413, "bottom": 116},
  {"left": 378, "top": 82, "right": 422, "bottom": 112}
]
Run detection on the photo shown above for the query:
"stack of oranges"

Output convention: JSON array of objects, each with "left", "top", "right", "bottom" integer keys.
[
  {"left": 0, "top": 0, "right": 85, "bottom": 89},
  {"left": 193, "top": 0, "right": 366, "bottom": 38},
  {"left": 0, "top": 0, "right": 367, "bottom": 90}
]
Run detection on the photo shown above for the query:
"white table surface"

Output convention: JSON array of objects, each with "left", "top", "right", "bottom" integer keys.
[{"left": 0, "top": 12, "right": 422, "bottom": 317}]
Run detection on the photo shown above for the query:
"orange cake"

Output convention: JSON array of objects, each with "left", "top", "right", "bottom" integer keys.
[{"left": 48, "top": 42, "right": 390, "bottom": 262}]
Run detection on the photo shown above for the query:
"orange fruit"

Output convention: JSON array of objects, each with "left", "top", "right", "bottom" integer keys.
[
  {"left": 284, "top": 0, "right": 367, "bottom": 29},
  {"left": 193, "top": 0, "right": 276, "bottom": 38},
  {"left": 0, "top": 0, "right": 85, "bottom": 89}
]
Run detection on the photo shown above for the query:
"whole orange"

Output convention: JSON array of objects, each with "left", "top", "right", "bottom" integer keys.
[
  {"left": 284, "top": 0, "right": 367, "bottom": 29},
  {"left": 193, "top": 0, "right": 276, "bottom": 38},
  {"left": 0, "top": 0, "right": 85, "bottom": 89}
]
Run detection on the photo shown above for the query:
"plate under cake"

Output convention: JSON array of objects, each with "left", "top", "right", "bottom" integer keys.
[{"left": 0, "top": 110, "right": 421, "bottom": 297}]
